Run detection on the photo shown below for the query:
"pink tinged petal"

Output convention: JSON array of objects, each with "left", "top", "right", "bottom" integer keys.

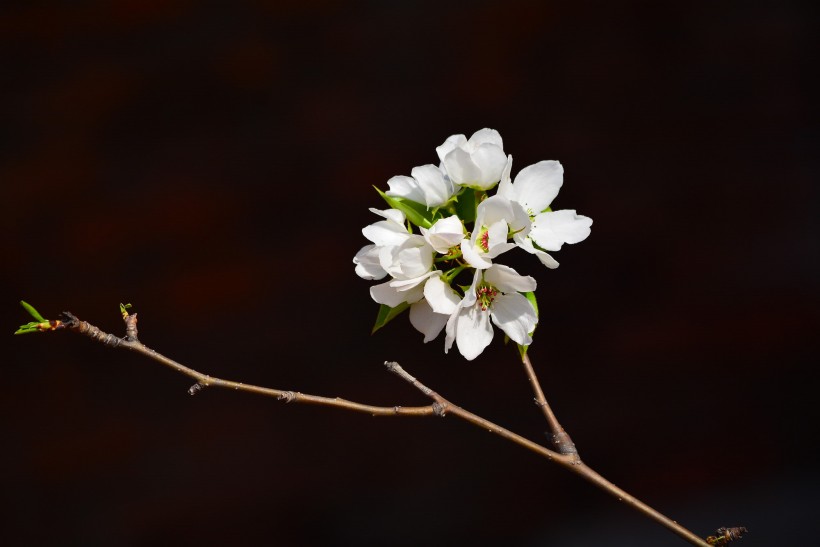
[
  {"left": 461, "top": 238, "right": 493, "bottom": 269},
  {"left": 436, "top": 134, "right": 467, "bottom": 164},
  {"left": 531, "top": 210, "right": 593, "bottom": 251},
  {"left": 385, "top": 175, "right": 426, "bottom": 204},
  {"left": 411, "top": 164, "right": 453, "bottom": 207},
  {"left": 455, "top": 305, "right": 494, "bottom": 361},
  {"left": 353, "top": 244, "right": 387, "bottom": 280},
  {"left": 471, "top": 143, "right": 507, "bottom": 187},
  {"left": 513, "top": 160, "right": 563, "bottom": 214},
  {"left": 409, "top": 300, "right": 449, "bottom": 343},
  {"left": 484, "top": 264, "right": 537, "bottom": 293},
  {"left": 490, "top": 293, "right": 537, "bottom": 346},
  {"left": 423, "top": 275, "right": 460, "bottom": 315}
]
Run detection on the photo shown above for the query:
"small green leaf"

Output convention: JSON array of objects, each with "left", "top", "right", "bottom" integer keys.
[
  {"left": 454, "top": 188, "right": 478, "bottom": 224},
  {"left": 20, "top": 300, "right": 46, "bottom": 323},
  {"left": 119, "top": 303, "right": 133, "bottom": 316},
  {"left": 14, "top": 321, "right": 42, "bottom": 335},
  {"left": 374, "top": 187, "right": 434, "bottom": 229},
  {"left": 371, "top": 302, "right": 410, "bottom": 334}
]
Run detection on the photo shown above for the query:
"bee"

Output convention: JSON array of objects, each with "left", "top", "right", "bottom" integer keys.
[{"left": 706, "top": 526, "right": 747, "bottom": 545}]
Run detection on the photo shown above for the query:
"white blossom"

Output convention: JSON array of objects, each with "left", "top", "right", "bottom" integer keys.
[
  {"left": 436, "top": 128, "right": 507, "bottom": 190},
  {"left": 445, "top": 265, "right": 538, "bottom": 361},
  {"left": 386, "top": 164, "right": 456, "bottom": 208}
]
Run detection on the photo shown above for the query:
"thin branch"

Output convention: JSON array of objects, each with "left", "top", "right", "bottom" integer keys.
[
  {"left": 58, "top": 310, "right": 711, "bottom": 547},
  {"left": 62, "top": 312, "right": 435, "bottom": 417},
  {"left": 521, "top": 351, "right": 578, "bottom": 458}
]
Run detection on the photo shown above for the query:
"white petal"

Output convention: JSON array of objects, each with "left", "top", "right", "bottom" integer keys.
[
  {"left": 513, "top": 160, "right": 563, "bottom": 214},
  {"left": 496, "top": 155, "right": 514, "bottom": 200},
  {"left": 513, "top": 234, "right": 560, "bottom": 269},
  {"left": 353, "top": 244, "right": 387, "bottom": 280},
  {"left": 484, "top": 264, "right": 536, "bottom": 293},
  {"left": 436, "top": 134, "right": 467, "bottom": 164},
  {"left": 385, "top": 175, "right": 426, "bottom": 204},
  {"left": 530, "top": 209, "right": 593, "bottom": 251},
  {"left": 485, "top": 220, "right": 516, "bottom": 259},
  {"left": 442, "top": 147, "right": 480, "bottom": 186},
  {"left": 423, "top": 275, "right": 460, "bottom": 315},
  {"left": 471, "top": 142, "right": 507, "bottom": 188},
  {"left": 461, "top": 238, "right": 493, "bottom": 269},
  {"left": 490, "top": 293, "right": 537, "bottom": 346},
  {"left": 411, "top": 164, "right": 453, "bottom": 207},
  {"left": 390, "top": 270, "right": 436, "bottom": 291},
  {"left": 409, "top": 300, "right": 449, "bottom": 343},
  {"left": 468, "top": 128, "right": 503, "bottom": 149},
  {"left": 379, "top": 235, "right": 433, "bottom": 279},
  {"left": 369, "top": 281, "right": 406, "bottom": 307},
  {"left": 369, "top": 207, "right": 405, "bottom": 225},
  {"left": 455, "top": 305, "right": 494, "bottom": 361},
  {"left": 421, "top": 215, "right": 464, "bottom": 254}
]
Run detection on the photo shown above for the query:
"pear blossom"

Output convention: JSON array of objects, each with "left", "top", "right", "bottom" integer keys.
[
  {"left": 497, "top": 158, "right": 592, "bottom": 268},
  {"left": 369, "top": 235, "right": 436, "bottom": 307},
  {"left": 386, "top": 164, "right": 456, "bottom": 208},
  {"left": 355, "top": 128, "right": 593, "bottom": 361},
  {"left": 460, "top": 195, "right": 529, "bottom": 269},
  {"left": 408, "top": 274, "right": 462, "bottom": 342},
  {"left": 420, "top": 215, "right": 464, "bottom": 254},
  {"left": 437, "top": 128, "right": 507, "bottom": 190},
  {"left": 353, "top": 208, "right": 412, "bottom": 280},
  {"left": 445, "top": 264, "right": 538, "bottom": 361}
]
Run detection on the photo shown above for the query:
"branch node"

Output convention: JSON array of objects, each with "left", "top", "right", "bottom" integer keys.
[
  {"left": 432, "top": 402, "right": 447, "bottom": 417},
  {"left": 549, "top": 430, "right": 580, "bottom": 458},
  {"left": 124, "top": 313, "right": 139, "bottom": 342},
  {"left": 278, "top": 391, "right": 296, "bottom": 403},
  {"left": 188, "top": 383, "right": 205, "bottom": 396}
]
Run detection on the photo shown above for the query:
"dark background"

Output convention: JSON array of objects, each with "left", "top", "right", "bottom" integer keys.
[{"left": 2, "top": 2, "right": 817, "bottom": 545}]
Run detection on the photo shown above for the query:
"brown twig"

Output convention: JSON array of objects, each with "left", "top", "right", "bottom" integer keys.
[
  {"left": 520, "top": 351, "right": 579, "bottom": 459},
  {"left": 57, "top": 310, "right": 712, "bottom": 547}
]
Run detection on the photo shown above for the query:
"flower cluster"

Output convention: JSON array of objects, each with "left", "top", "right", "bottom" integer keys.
[{"left": 353, "top": 129, "right": 592, "bottom": 360}]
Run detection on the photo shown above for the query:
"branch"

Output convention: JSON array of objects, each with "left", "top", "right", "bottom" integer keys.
[
  {"left": 61, "top": 311, "right": 436, "bottom": 417},
  {"left": 48, "top": 307, "right": 714, "bottom": 546},
  {"left": 520, "top": 351, "right": 578, "bottom": 459}
]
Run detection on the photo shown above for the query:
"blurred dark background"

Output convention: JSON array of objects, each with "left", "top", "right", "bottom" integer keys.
[{"left": 1, "top": 2, "right": 817, "bottom": 545}]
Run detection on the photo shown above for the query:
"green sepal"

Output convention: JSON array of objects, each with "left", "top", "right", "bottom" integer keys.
[
  {"left": 20, "top": 300, "right": 46, "bottom": 323},
  {"left": 371, "top": 302, "right": 410, "bottom": 334},
  {"left": 523, "top": 291, "right": 539, "bottom": 318},
  {"left": 374, "top": 187, "right": 434, "bottom": 229},
  {"left": 454, "top": 188, "right": 478, "bottom": 224}
]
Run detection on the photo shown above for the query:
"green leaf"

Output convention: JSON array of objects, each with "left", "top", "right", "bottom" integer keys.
[
  {"left": 14, "top": 321, "right": 42, "bottom": 335},
  {"left": 119, "top": 303, "right": 133, "bottom": 316},
  {"left": 371, "top": 302, "right": 410, "bottom": 334},
  {"left": 454, "top": 188, "right": 478, "bottom": 224},
  {"left": 374, "top": 187, "right": 434, "bottom": 229},
  {"left": 20, "top": 300, "right": 46, "bottom": 323}
]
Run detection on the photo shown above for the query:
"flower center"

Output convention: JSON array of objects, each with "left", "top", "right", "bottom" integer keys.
[
  {"left": 476, "top": 283, "right": 499, "bottom": 311},
  {"left": 477, "top": 226, "right": 490, "bottom": 253}
]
